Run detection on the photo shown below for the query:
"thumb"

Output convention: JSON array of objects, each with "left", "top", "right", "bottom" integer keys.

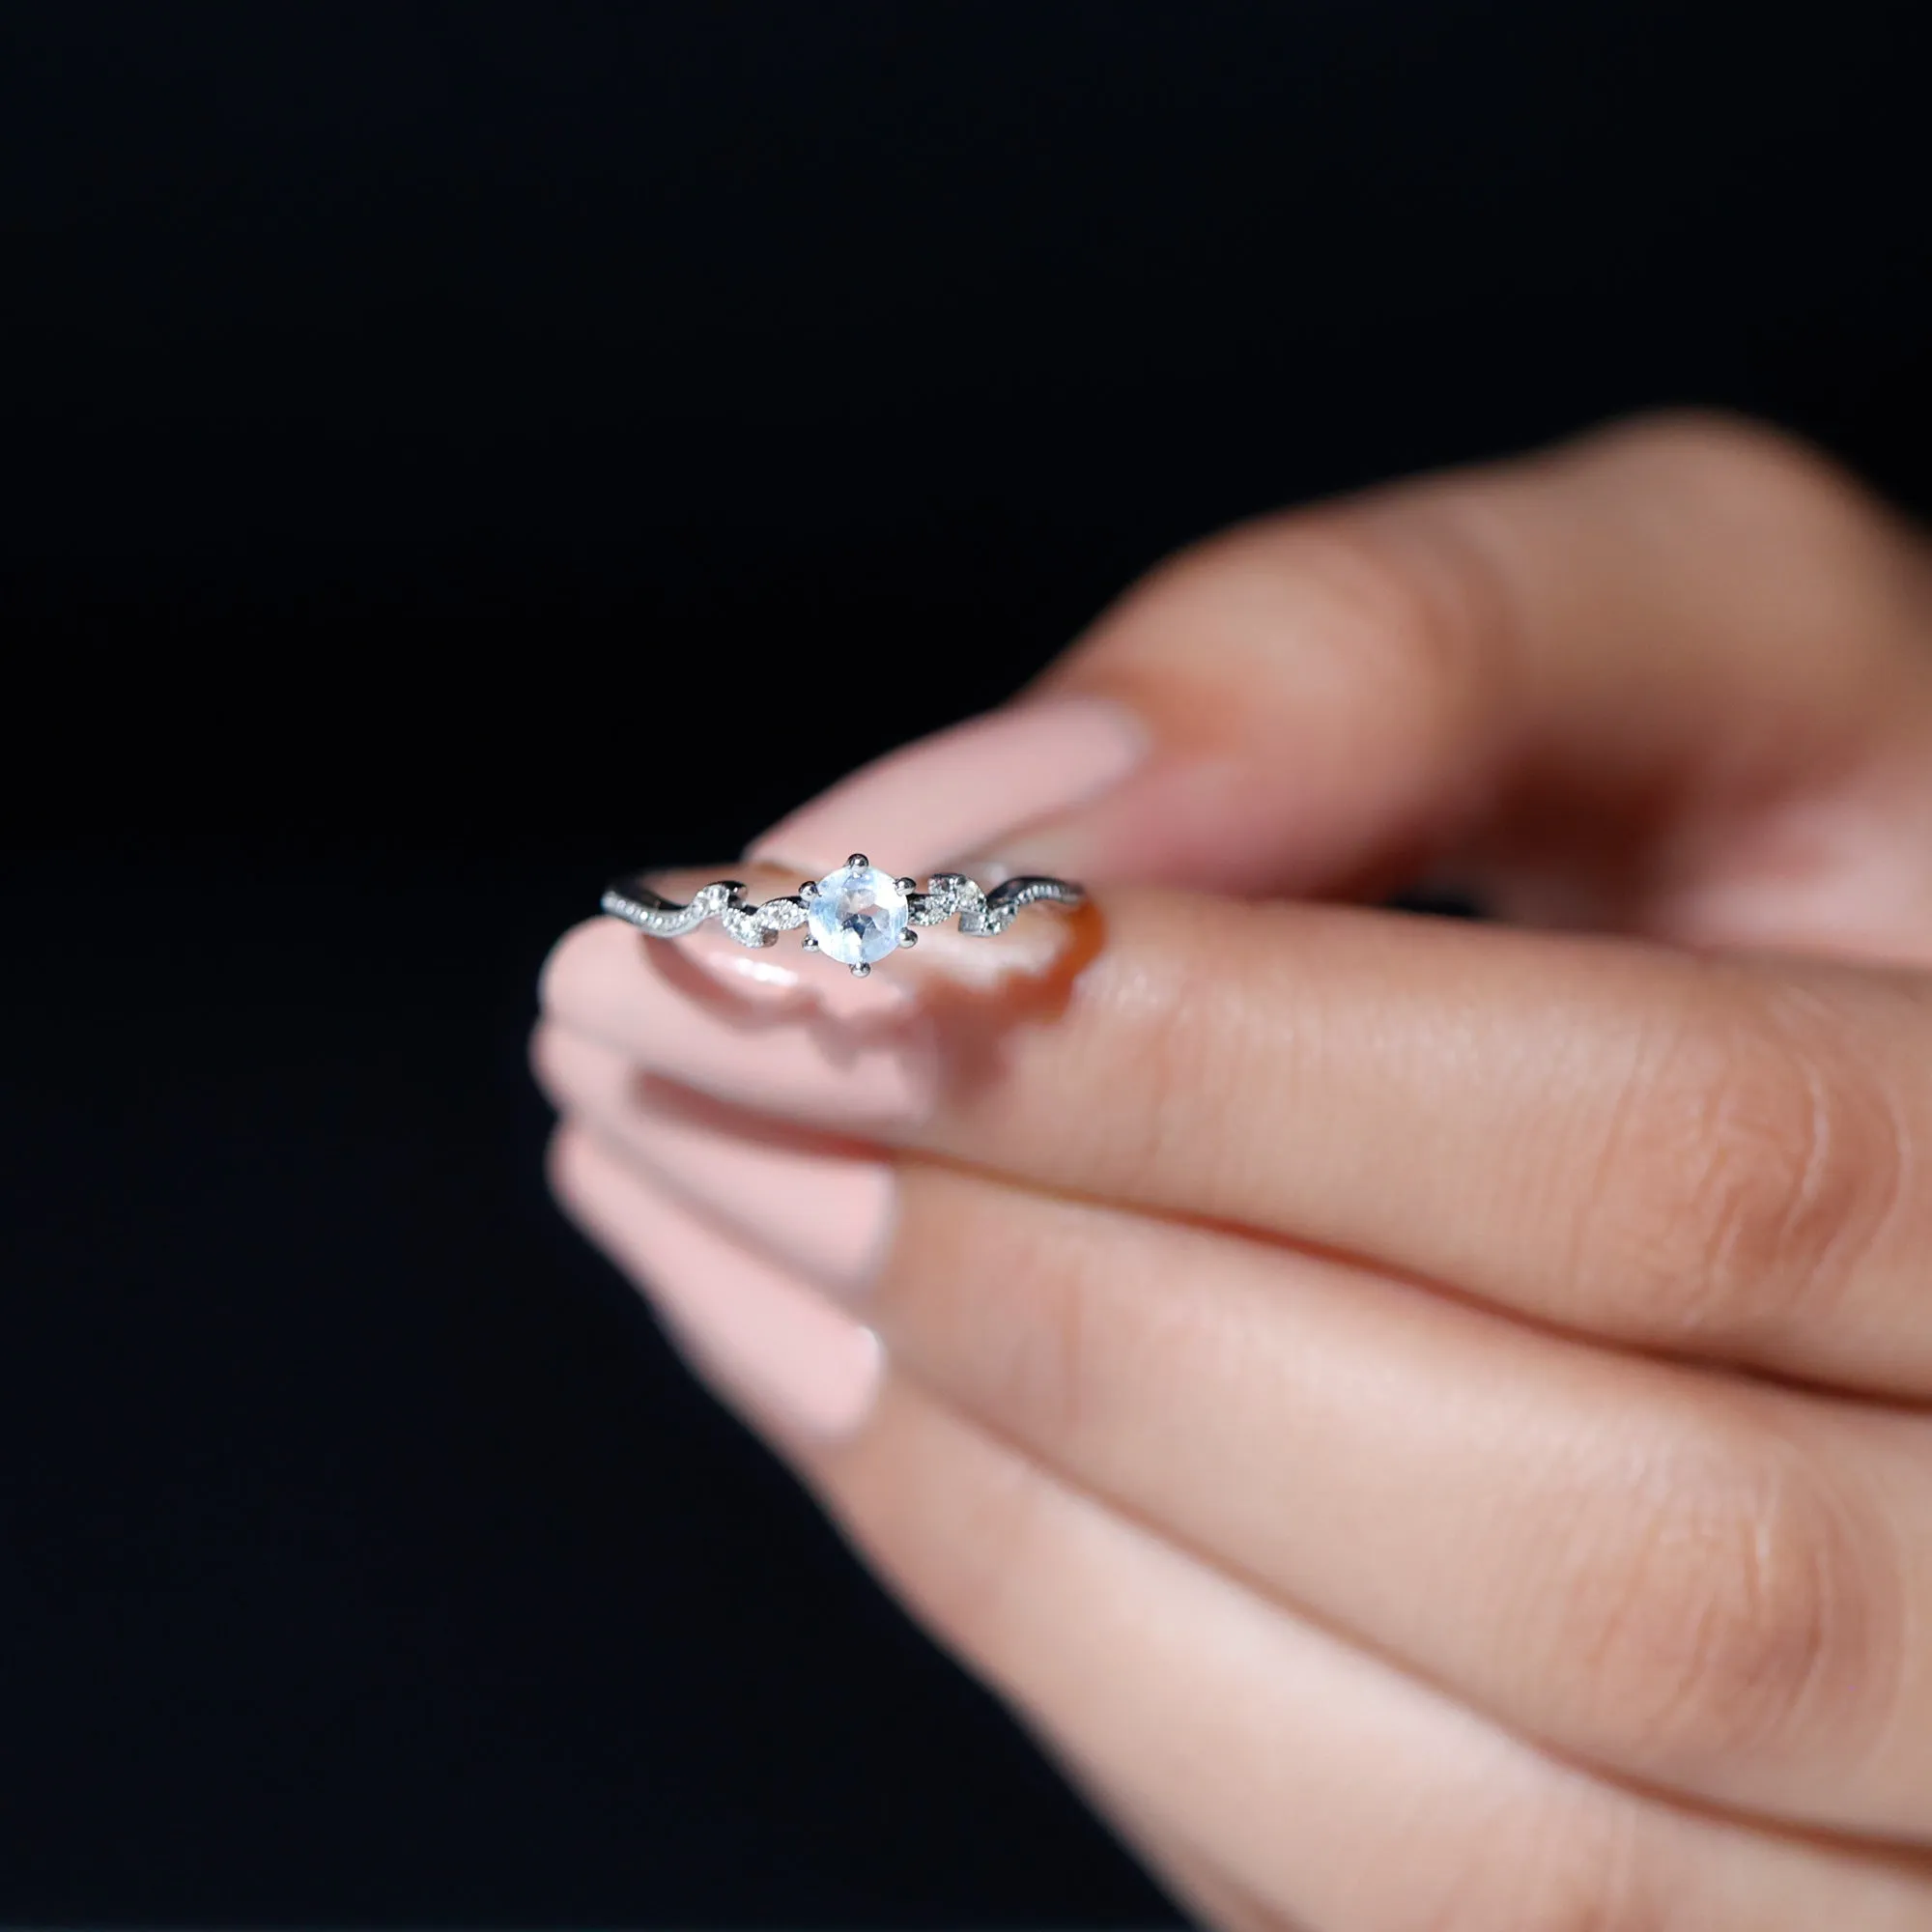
[{"left": 753, "top": 413, "right": 1932, "bottom": 964}]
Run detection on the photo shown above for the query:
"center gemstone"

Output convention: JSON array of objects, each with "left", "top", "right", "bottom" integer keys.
[{"left": 806, "top": 862, "right": 909, "bottom": 966}]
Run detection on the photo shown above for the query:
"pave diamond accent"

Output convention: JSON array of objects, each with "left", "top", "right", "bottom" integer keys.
[
  {"left": 720, "top": 894, "right": 808, "bottom": 948},
  {"left": 805, "top": 862, "right": 909, "bottom": 966},
  {"left": 909, "top": 872, "right": 982, "bottom": 926}
]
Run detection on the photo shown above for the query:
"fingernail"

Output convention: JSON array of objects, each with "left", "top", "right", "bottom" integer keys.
[
  {"left": 532, "top": 1022, "right": 895, "bottom": 1296},
  {"left": 750, "top": 695, "right": 1148, "bottom": 876},
  {"left": 541, "top": 913, "right": 942, "bottom": 1131},
  {"left": 550, "top": 1122, "right": 882, "bottom": 1441}
]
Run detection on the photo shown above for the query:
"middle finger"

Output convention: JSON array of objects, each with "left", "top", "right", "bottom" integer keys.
[{"left": 870, "top": 1161, "right": 1932, "bottom": 1840}]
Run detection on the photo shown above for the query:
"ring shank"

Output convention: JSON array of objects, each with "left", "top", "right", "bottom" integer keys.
[
  {"left": 599, "top": 876, "right": 746, "bottom": 938},
  {"left": 599, "top": 868, "right": 1084, "bottom": 946}
]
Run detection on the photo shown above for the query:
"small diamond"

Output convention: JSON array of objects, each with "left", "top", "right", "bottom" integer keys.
[{"left": 806, "top": 862, "right": 909, "bottom": 966}]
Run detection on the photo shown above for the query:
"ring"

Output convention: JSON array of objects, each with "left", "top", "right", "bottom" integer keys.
[{"left": 600, "top": 853, "right": 1086, "bottom": 979}]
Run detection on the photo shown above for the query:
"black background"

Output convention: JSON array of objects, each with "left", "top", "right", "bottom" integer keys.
[{"left": 4, "top": 2, "right": 1929, "bottom": 1923}]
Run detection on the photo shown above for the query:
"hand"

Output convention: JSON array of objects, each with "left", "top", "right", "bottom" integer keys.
[{"left": 536, "top": 414, "right": 1932, "bottom": 1930}]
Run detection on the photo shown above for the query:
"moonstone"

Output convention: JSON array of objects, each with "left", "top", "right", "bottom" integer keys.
[{"left": 805, "top": 862, "right": 908, "bottom": 966}]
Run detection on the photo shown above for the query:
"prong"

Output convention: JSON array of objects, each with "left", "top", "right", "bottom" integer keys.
[
  {"left": 850, "top": 961, "right": 870, "bottom": 979},
  {"left": 846, "top": 852, "right": 869, "bottom": 870},
  {"left": 895, "top": 876, "right": 918, "bottom": 893},
  {"left": 898, "top": 929, "right": 918, "bottom": 949},
  {"left": 799, "top": 880, "right": 819, "bottom": 897},
  {"left": 801, "top": 935, "right": 818, "bottom": 951}
]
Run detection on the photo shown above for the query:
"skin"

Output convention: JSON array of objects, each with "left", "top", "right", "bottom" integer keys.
[{"left": 536, "top": 413, "right": 1932, "bottom": 1930}]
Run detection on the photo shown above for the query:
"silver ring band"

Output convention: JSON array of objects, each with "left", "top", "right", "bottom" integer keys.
[{"left": 600, "top": 853, "right": 1085, "bottom": 979}]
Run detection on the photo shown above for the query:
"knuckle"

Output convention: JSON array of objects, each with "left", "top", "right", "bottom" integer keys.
[
  {"left": 1264, "top": 510, "right": 1515, "bottom": 741},
  {"left": 1575, "top": 408, "right": 1852, "bottom": 502},
  {"left": 1424, "top": 1797, "right": 1662, "bottom": 1932},
  {"left": 1587, "top": 980, "right": 1905, "bottom": 1350},
  {"left": 880, "top": 1430, "right": 1058, "bottom": 1655},
  {"left": 1114, "top": 502, "right": 1515, "bottom": 758},
  {"left": 983, "top": 1228, "right": 1108, "bottom": 1448},
  {"left": 1551, "top": 1418, "right": 1895, "bottom": 1775},
  {"left": 1566, "top": 409, "right": 1901, "bottom": 557},
  {"left": 1080, "top": 936, "right": 1240, "bottom": 1211},
  {"left": 886, "top": 1169, "right": 1110, "bottom": 1450},
  {"left": 1563, "top": 410, "right": 1925, "bottom": 634}
]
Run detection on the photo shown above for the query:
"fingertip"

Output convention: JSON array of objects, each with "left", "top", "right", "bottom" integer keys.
[
  {"left": 550, "top": 1122, "right": 885, "bottom": 1443},
  {"left": 544, "top": 1112, "right": 595, "bottom": 1212},
  {"left": 537, "top": 915, "right": 625, "bottom": 1019}
]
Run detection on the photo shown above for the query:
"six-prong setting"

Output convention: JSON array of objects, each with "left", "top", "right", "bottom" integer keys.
[{"left": 803, "top": 856, "right": 911, "bottom": 975}]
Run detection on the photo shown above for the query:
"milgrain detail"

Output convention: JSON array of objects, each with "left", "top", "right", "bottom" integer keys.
[{"left": 598, "top": 878, "right": 809, "bottom": 948}]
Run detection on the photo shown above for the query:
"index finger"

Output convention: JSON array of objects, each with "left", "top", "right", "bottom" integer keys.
[{"left": 540, "top": 887, "right": 1932, "bottom": 1397}]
